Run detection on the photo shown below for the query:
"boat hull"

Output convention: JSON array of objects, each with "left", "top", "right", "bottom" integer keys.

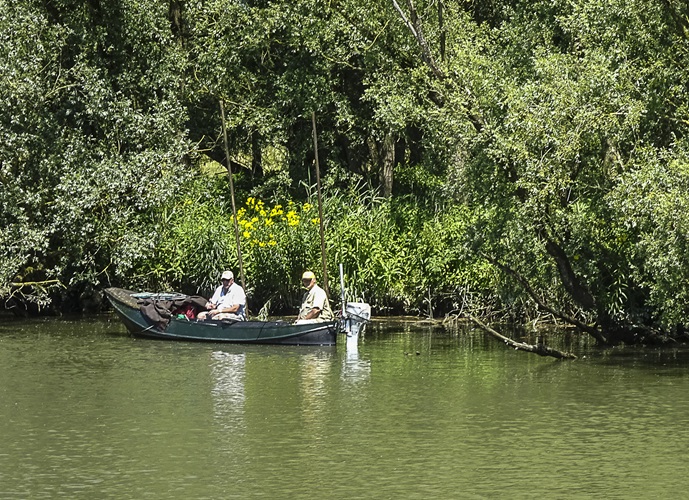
[{"left": 105, "top": 288, "right": 338, "bottom": 345}]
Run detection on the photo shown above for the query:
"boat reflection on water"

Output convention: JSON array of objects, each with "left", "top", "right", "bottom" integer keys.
[
  {"left": 210, "top": 351, "right": 246, "bottom": 430},
  {"left": 341, "top": 345, "right": 371, "bottom": 384},
  {"left": 299, "top": 351, "right": 333, "bottom": 431},
  {"left": 207, "top": 302, "right": 372, "bottom": 430},
  {"left": 207, "top": 345, "right": 371, "bottom": 419},
  {"left": 341, "top": 302, "right": 372, "bottom": 383}
]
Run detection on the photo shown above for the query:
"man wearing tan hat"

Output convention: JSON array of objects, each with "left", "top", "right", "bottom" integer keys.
[
  {"left": 296, "top": 270, "right": 333, "bottom": 322},
  {"left": 198, "top": 270, "right": 246, "bottom": 321}
]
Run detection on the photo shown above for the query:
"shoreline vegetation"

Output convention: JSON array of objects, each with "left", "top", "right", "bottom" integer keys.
[{"left": 3, "top": 0, "right": 689, "bottom": 351}]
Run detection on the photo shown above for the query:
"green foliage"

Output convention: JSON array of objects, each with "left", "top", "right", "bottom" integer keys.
[
  {"left": 608, "top": 143, "right": 689, "bottom": 328},
  {"left": 1, "top": 0, "right": 192, "bottom": 309},
  {"left": 3, "top": 0, "right": 689, "bottom": 341},
  {"left": 122, "top": 179, "right": 499, "bottom": 317}
]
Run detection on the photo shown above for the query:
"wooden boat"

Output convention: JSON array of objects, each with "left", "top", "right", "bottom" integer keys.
[{"left": 105, "top": 287, "right": 339, "bottom": 345}]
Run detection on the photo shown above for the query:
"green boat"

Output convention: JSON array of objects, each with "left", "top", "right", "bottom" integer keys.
[{"left": 105, "top": 287, "right": 341, "bottom": 345}]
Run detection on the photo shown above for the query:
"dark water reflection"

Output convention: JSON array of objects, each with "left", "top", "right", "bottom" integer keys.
[{"left": 2, "top": 315, "right": 689, "bottom": 498}]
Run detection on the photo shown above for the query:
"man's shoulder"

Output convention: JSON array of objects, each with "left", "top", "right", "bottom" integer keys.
[{"left": 230, "top": 282, "right": 246, "bottom": 298}]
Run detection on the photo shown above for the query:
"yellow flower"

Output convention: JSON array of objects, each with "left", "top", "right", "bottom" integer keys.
[
  {"left": 311, "top": 217, "right": 320, "bottom": 225},
  {"left": 243, "top": 231, "right": 251, "bottom": 239},
  {"left": 303, "top": 203, "right": 312, "bottom": 211},
  {"left": 286, "top": 210, "right": 300, "bottom": 227}
]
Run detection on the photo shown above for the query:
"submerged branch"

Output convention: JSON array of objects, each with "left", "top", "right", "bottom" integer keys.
[
  {"left": 469, "top": 314, "right": 577, "bottom": 360},
  {"left": 482, "top": 253, "right": 607, "bottom": 344}
]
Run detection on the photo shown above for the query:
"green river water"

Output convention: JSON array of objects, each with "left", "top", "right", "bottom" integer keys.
[{"left": 2, "top": 315, "right": 689, "bottom": 499}]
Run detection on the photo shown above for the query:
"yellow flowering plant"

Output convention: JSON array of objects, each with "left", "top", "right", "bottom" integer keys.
[{"left": 234, "top": 196, "right": 323, "bottom": 307}]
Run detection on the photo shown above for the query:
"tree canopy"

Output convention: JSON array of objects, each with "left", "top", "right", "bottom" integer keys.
[{"left": 2, "top": 0, "right": 689, "bottom": 344}]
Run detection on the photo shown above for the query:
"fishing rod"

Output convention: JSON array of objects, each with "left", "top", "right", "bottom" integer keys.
[
  {"left": 311, "top": 111, "right": 329, "bottom": 296},
  {"left": 220, "top": 99, "right": 249, "bottom": 315}
]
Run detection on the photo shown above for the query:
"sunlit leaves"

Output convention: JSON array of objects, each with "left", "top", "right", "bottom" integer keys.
[
  {"left": 3, "top": 0, "right": 689, "bottom": 331},
  {"left": 607, "top": 144, "right": 689, "bottom": 327},
  {"left": 0, "top": 0, "right": 193, "bottom": 307}
]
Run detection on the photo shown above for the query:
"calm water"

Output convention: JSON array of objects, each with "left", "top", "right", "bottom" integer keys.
[{"left": 2, "top": 316, "right": 689, "bottom": 499}]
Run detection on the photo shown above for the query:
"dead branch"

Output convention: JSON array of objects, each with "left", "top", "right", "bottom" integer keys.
[
  {"left": 481, "top": 253, "right": 607, "bottom": 344},
  {"left": 390, "top": 0, "right": 446, "bottom": 80},
  {"left": 469, "top": 314, "right": 577, "bottom": 359},
  {"left": 10, "top": 279, "right": 64, "bottom": 288}
]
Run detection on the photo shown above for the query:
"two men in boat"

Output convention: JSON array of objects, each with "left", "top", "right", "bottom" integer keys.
[
  {"left": 198, "top": 269, "right": 330, "bottom": 323},
  {"left": 296, "top": 270, "right": 334, "bottom": 323},
  {"left": 198, "top": 270, "right": 247, "bottom": 321}
]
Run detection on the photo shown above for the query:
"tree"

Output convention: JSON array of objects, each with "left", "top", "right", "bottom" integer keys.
[
  {"left": 391, "top": 0, "right": 689, "bottom": 343},
  {"left": 1, "top": 0, "right": 193, "bottom": 311}
]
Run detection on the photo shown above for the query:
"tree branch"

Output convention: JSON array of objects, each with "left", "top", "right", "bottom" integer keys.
[
  {"left": 390, "top": 0, "right": 446, "bottom": 80},
  {"left": 469, "top": 314, "right": 577, "bottom": 359},
  {"left": 658, "top": 0, "right": 689, "bottom": 37},
  {"left": 537, "top": 230, "right": 597, "bottom": 311},
  {"left": 482, "top": 253, "right": 607, "bottom": 344}
]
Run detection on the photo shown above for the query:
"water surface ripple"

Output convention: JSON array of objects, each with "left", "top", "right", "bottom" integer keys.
[{"left": 1, "top": 316, "right": 688, "bottom": 498}]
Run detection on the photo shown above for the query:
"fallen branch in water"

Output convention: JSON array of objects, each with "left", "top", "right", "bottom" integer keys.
[
  {"left": 480, "top": 253, "right": 606, "bottom": 344},
  {"left": 468, "top": 314, "right": 577, "bottom": 360}
]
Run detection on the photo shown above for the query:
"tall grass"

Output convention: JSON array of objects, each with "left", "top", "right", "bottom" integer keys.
[{"left": 128, "top": 177, "right": 504, "bottom": 317}]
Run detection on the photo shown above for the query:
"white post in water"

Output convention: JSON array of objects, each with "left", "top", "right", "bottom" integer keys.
[
  {"left": 339, "top": 264, "right": 371, "bottom": 350},
  {"left": 339, "top": 263, "right": 346, "bottom": 317}
]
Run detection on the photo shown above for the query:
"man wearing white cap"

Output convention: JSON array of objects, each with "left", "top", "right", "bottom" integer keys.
[
  {"left": 296, "top": 271, "right": 333, "bottom": 323},
  {"left": 198, "top": 270, "right": 246, "bottom": 321}
]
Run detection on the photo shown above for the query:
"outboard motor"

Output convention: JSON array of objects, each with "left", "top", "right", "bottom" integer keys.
[
  {"left": 342, "top": 302, "right": 371, "bottom": 349},
  {"left": 338, "top": 263, "right": 371, "bottom": 349}
]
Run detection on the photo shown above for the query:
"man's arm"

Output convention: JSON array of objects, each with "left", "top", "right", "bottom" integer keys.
[
  {"left": 303, "top": 307, "right": 321, "bottom": 320},
  {"left": 218, "top": 303, "right": 240, "bottom": 313}
]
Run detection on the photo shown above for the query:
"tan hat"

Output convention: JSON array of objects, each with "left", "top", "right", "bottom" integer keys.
[
  {"left": 221, "top": 270, "right": 234, "bottom": 280},
  {"left": 302, "top": 271, "right": 315, "bottom": 280}
]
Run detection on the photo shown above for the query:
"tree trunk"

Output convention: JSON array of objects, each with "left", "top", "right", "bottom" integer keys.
[
  {"left": 368, "top": 133, "right": 395, "bottom": 197},
  {"left": 438, "top": 0, "right": 446, "bottom": 62},
  {"left": 251, "top": 130, "right": 263, "bottom": 179},
  {"left": 540, "top": 233, "right": 597, "bottom": 311},
  {"left": 379, "top": 133, "right": 395, "bottom": 197},
  {"left": 169, "top": 0, "right": 185, "bottom": 43}
]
